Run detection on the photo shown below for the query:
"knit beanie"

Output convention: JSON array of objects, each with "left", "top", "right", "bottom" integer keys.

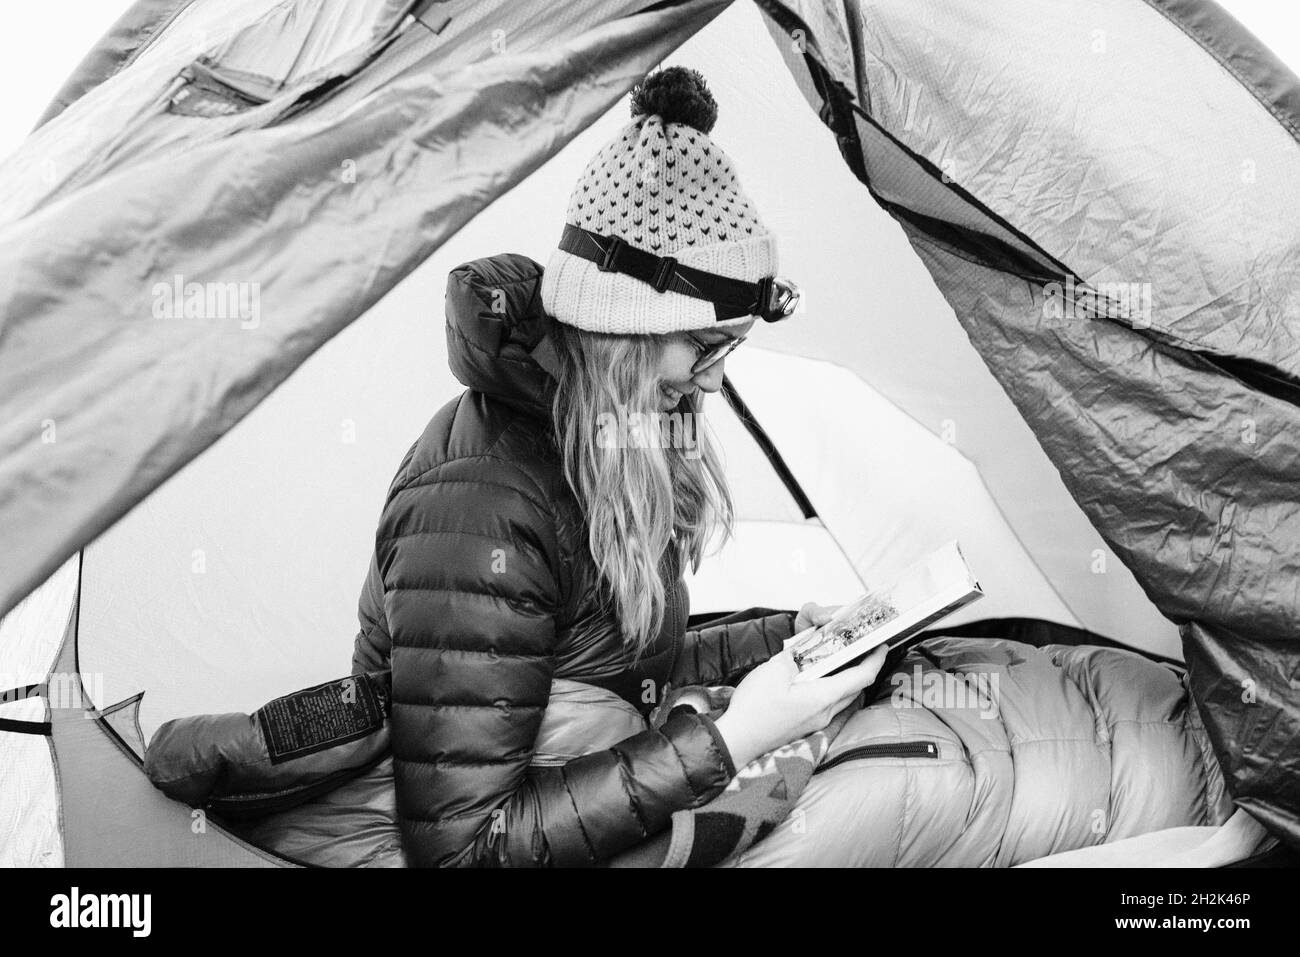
[{"left": 540, "top": 66, "right": 779, "bottom": 335}]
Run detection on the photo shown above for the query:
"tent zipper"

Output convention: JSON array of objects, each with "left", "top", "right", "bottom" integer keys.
[{"left": 814, "top": 740, "right": 938, "bottom": 774}]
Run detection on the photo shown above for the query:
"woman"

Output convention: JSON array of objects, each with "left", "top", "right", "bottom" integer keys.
[
  {"left": 350, "top": 66, "right": 884, "bottom": 867},
  {"left": 348, "top": 66, "right": 1232, "bottom": 869}
]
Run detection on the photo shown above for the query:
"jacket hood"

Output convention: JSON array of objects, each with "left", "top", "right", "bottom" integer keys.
[{"left": 445, "top": 253, "right": 559, "bottom": 418}]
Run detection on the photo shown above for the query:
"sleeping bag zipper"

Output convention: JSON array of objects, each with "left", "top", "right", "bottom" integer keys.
[
  {"left": 813, "top": 740, "right": 938, "bottom": 774},
  {"left": 206, "top": 756, "right": 386, "bottom": 818}
]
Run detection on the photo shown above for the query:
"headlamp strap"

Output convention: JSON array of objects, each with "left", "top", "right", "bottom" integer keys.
[{"left": 558, "top": 223, "right": 780, "bottom": 322}]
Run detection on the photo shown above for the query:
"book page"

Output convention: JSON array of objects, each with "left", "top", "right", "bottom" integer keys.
[{"left": 789, "top": 542, "right": 980, "bottom": 677}]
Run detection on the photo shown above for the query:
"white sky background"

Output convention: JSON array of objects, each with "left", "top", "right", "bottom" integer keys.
[{"left": 1, "top": 1, "right": 1297, "bottom": 161}]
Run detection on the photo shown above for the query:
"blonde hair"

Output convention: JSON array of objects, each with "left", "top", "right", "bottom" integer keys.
[{"left": 549, "top": 322, "right": 734, "bottom": 657}]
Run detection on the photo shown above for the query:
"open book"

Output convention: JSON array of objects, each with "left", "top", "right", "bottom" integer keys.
[{"left": 789, "top": 540, "right": 984, "bottom": 682}]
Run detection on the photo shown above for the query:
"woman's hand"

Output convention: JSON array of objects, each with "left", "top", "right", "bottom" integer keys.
[
  {"left": 794, "top": 600, "right": 843, "bottom": 634},
  {"left": 785, "top": 601, "right": 843, "bottom": 649},
  {"left": 711, "top": 644, "right": 889, "bottom": 770}
]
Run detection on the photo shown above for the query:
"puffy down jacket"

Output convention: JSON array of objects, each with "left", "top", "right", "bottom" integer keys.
[{"left": 350, "top": 253, "right": 797, "bottom": 867}]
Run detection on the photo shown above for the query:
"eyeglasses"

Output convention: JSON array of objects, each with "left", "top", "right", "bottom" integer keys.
[{"left": 685, "top": 331, "right": 747, "bottom": 374}]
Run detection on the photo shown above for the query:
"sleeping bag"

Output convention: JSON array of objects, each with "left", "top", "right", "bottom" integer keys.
[{"left": 143, "top": 632, "right": 1232, "bottom": 866}]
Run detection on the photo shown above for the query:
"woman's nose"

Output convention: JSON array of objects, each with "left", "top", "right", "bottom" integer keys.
[{"left": 691, "top": 360, "right": 726, "bottom": 393}]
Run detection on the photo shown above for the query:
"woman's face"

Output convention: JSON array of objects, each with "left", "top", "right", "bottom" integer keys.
[{"left": 653, "top": 318, "right": 756, "bottom": 411}]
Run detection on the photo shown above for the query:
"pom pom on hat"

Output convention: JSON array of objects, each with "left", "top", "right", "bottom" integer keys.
[{"left": 629, "top": 66, "right": 718, "bottom": 134}]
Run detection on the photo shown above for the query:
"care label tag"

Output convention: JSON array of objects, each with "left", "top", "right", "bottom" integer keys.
[
  {"left": 255, "top": 674, "right": 386, "bottom": 765},
  {"left": 168, "top": 63, "right": 265, "bottom": 117}
]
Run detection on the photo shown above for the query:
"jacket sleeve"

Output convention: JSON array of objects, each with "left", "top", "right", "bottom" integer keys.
[
  {"left": 670, "top": 608, "right": 799, "bottom": 688},
  {"left": 378, "top": 458, "right": 735, "bottom": 867},
  {"left": 352, "top": 550, "right": 392, "bottom": 675}
]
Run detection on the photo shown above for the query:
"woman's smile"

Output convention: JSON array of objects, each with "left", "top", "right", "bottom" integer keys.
[
  {"left": 660, "top": 384, "right": 685, "bottom": 409},
  {"left": 653, "top": 318, "right": 756, "bottom": 412}
]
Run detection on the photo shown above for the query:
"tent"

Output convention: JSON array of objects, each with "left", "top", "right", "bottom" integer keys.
[{"left": 1, "top": 0, "right": 1297, "bottom": 866}]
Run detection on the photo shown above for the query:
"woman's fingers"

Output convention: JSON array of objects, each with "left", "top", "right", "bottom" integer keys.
[
  {"left": 793, "top": 602, "right": 818, "bottom": 632},
  {"left": 794, "top": 601, "right": 841, "bottom": 633},
  {"left": 814, "top": 604, "right": 841, "bottom": 625},
  {"left": 812, "top": 644, "right": 890, "bottom": 703},
  {"left": 769, "top": 648, "right": 801, "bottom": 677}
]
